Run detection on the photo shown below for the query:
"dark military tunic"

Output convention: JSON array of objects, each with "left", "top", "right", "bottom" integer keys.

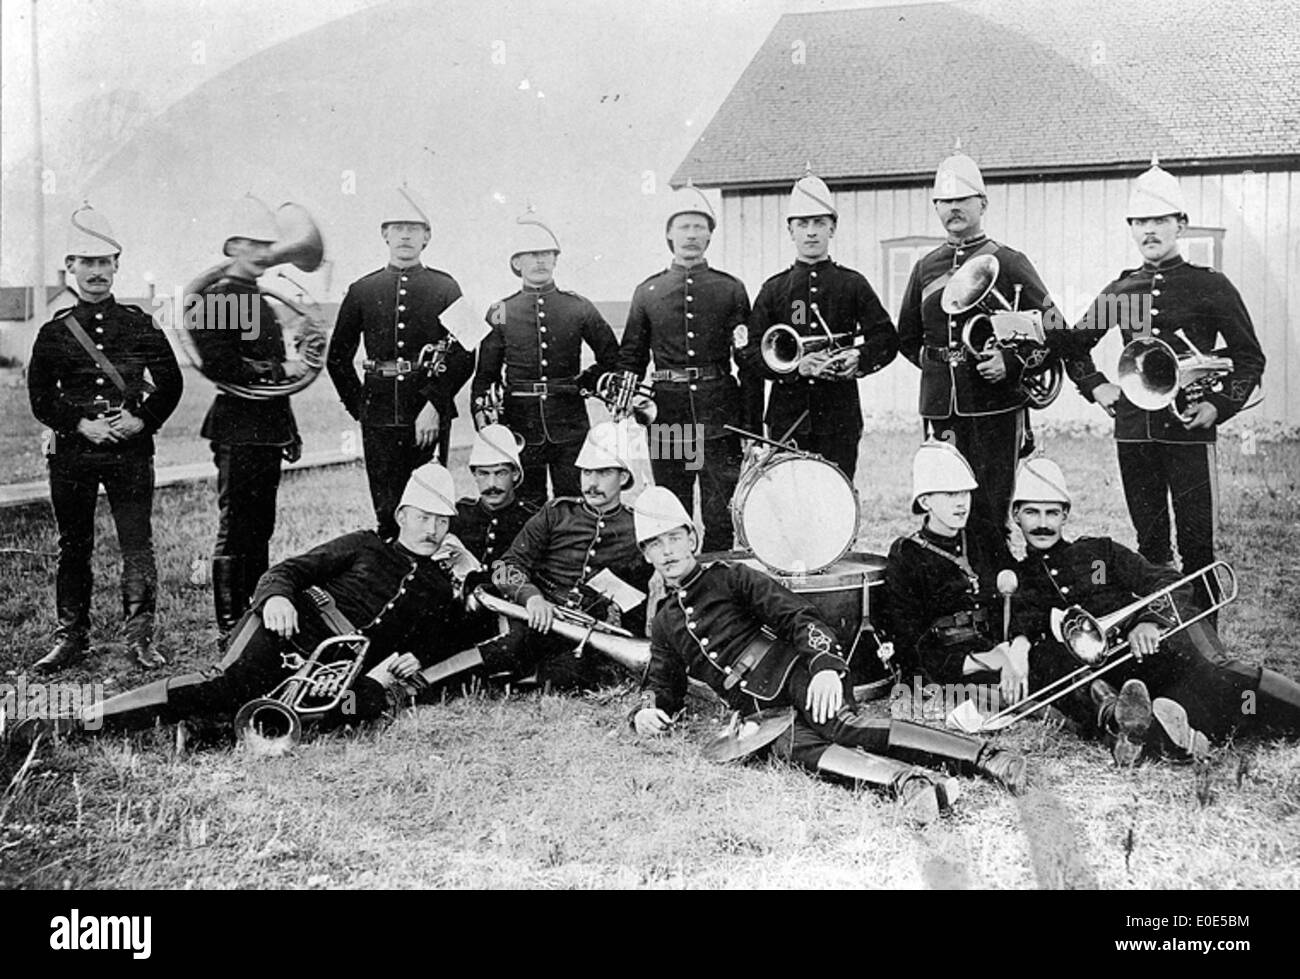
[
  {"left": 450, "top": 495, "right": 538, "bottom": 568},
  {"left": 897, "top": 236, "right": 1054, "bottom": 418},
  {"left": 742, "top": 257, "right": 896, "bottom": 474},
  {"left": 1010, "top": 537, "right": 1257, "bottom": 740},
  {"left": 474, "top": 282, "right": 618, "bottom": 447},
  {"left": 619, "top": 260, "right": 756, "bottom": 437},
  {"left": 328, "top": 263, "right": 474, "bottom": 428},
  {"left": 29, "top": 296, "right": 183, "bottom": 454},
  {"left": 1062, "top": 254, "right": 1265, "bottom": 444},
  {"left": 883, "top": 519, "right": 1015, "bottom": 684},
  {"left": 492, "top": 497, "right": 651, "bottom": 626},
  {"left": 190, "top": 274, "right": 296, "bottom": 445},
  {"left": 642, "top": 561, "right": 848, "bottom": 716}
]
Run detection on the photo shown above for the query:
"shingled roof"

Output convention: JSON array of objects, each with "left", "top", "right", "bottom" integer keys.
[{"left": 674, "top": 0, "right": 1300, "bottom": 189}]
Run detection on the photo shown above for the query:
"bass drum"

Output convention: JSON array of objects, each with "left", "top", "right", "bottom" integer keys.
[
  {"left": 703, "top": 550, "right": 895, "bottom": 700},
  {"left": 730, "top": 451, "right": 858, "bottom": 574}
]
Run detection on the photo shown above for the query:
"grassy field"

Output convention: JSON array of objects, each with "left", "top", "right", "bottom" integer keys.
[{"left": 1, "top": 430, "right": 1298, "bottom": 888}]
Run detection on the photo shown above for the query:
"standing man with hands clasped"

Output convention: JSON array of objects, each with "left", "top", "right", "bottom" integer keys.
[{"left": 27, "top": 204, "right": 183, "bottom": 672}]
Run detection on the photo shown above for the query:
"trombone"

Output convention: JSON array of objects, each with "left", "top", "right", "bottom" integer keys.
[
  {"left": 978, "top": 561, "right": 1238, "bottom": 732},
  {"left": 940, "top": 254, "right": 1063, "bottom": 409}
]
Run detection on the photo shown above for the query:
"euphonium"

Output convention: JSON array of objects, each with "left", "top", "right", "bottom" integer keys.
[
  {"left": 466, "top": 586, "right": 650, "bottom": 674},
  {"left": 181, "top": 202, "right": 329, "bottom": 400}
]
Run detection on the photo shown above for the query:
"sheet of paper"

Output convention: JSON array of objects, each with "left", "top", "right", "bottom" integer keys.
[
  {"left": 439, "top": 295, "right": 491, "bottom": 351},
  {"left": 585, "top": 568, "right": 647, "bottom": 613}
]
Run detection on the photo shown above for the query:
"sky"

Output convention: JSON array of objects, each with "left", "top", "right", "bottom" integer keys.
[{"left": 1, "top": 0, "right": 946, "bottom": 304}]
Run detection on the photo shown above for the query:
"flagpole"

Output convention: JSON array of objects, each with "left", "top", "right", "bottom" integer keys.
[{"left": 30, "top": 0, "right": 48, "bottom": 331}]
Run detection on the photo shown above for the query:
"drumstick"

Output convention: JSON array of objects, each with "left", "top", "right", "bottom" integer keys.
[{"left": 997, "top": 569, "right": 1018, "bottom": 643}]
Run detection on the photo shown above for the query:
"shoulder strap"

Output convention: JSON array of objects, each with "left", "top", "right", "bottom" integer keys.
[
  {"left": 63, "top": 314, "right": 129, "bottom": 396},
  {"left": 908, "top": 530, "right": 980, "bottom": 593},
  {"left": 920, "top": 239, "right": 1000, "bottom": 304}
]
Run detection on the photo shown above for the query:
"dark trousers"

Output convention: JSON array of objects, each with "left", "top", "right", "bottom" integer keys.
[
  {"left": 47, "top": 449, "right": 157, "bottom": 643},
  {"left": 927, "top": 410, "right": 1024, "bottom": 533},
  {"left": 478, "top": 618, "right": 618, "bottom": 691},
  {"left": 94, "top": 600, "right": 388, "bottom": 732},
  {"left": 212, "top": 442, "right": 283, "bottom": 584},
  {"left": 518, "top": 438, "right": 583, "bottom": 506},
  {"left": 1117, "top": 441, "right": 1217, "bottom": 576},
  {"left": 650, "top": 431, "right": 742, "bottom": 553},
  {"left": 362, "top": 424, "right": 451, "bottom": 539}
]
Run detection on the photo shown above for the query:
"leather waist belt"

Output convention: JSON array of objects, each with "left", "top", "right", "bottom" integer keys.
[
  {"left": 650, "top": 365, "right": 728, "bottom": 383},
  {"left": 923, "top": 345, "right": 969, "bottom": 366},
  {"left": 509, "top": 379, "right": 582, "bottom": 397},
  {"left": 364, "top": 359, "right": 417, "bottom": 377},
  {"left": 933, "top": 609, "right": 990, "bottom": 630},
  {"left": 723, "top": 629, "right": 776, "bottom": 690}
]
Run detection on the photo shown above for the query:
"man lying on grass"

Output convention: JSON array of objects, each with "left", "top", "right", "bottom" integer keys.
[
  {"left": 12, "top": 464, "right": 477, "bottom": 749},
  {"left": 628, "top": 486, "right": 1026, "bottom": 825}
]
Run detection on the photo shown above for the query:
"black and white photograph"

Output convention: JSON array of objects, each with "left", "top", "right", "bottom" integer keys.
[{"left": 0, "top": 0, "right": 1297, "bottom": 905}]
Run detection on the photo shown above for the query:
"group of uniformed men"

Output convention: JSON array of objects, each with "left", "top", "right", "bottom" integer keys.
[{"left": 20, "top": 149, "right": 1300, "bottom": 824}]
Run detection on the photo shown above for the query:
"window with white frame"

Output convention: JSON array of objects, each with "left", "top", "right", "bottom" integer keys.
[
  {"left": 881, "top": 236, "right": 945, "bottom": 314},
  {"left": 1182, "top": 226, "right": 1224, "bottom": 268}
]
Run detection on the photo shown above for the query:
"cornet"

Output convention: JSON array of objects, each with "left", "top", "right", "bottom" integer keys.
[
  {"left": 1117, "top": 330, "right": 1234, "bottom": 421},
  {"left": 941, "top": 254, "right": 1063, "bottom": 409},
  {"left": 587, "top": 370, "right": 657, "bottom": 425},
  {"left": 978, "top": 561, "right": 1238, "bottom": 732}
]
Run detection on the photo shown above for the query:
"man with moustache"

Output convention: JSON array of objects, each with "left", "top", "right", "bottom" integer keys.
[
  {"left": 328, "top": 187, "right": 476, "bottom": 539},
  {"left": 741, "top": 173, "right": 897, "bottom": 478},
  {"left": 450, "top": 424, "right": 537, "bottom": 569},
  {"left": 630, "top": 486, "right": 1025, "bottom": 825},
  {"left": 474, "top": 215, "right": 619, "bottom": 505},
  {"left": 188, "top": 195, "right": 306, "bottom": 644},
  {"left": 27, "top": 203, "right": 184, "bottom": 672},
  {"left": 1060, "top": 158, "right": 1264, "bottom": 608},
  {"left": 419, "top": 422, "right": 652, "bottom": 693},
  {"left": 897, "top": 152, "right": 1058, "bottom": 532},
  {"left": 618, "top": 188, "right": 756, "bottom": 551},
  {"left": 13, "top": 465, "right": 473, "bottom": 742},
  {"left": 883, "top": 441, "right": 1020, "bottom": 698},
  {"left": 1005, "top": 458, "right": 1300, "bottom": 761}
]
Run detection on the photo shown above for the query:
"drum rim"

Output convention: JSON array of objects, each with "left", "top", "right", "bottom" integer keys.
[{"left": 730, "top": 453, "right": 861, "bottom": 574}]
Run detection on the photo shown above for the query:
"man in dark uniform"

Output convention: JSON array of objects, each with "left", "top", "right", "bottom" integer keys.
[
  {"left": 188, "top": 195, "right": 303, "bottom": 642},
  {"left": 1060, "top": 158, "right": 1265, "bottom": 604},
  {"left": 883, "top": 441, "right": 1021, "bottom": 698},
  {"left": 619, "top": 187, "right": 756, "bottom": 551},
  {"left": 897, "top": 153, "right": 1058, "bottom": 532},
  {"left": 630, "top": 486, "right": 1025, "bottom": 826},
  {"left": 450, "top": 423, "right": 537, "bottom": 568},
  {"left": 27, "top": 204, "right": 183, "bottom": 672},
  {"left": 328, "top": 187, "right": 476, "bottom": 539},
  {"left": 1007, "top": 458, "right": 1300, "bottom": 754},
  {"left": 741, "top": 173, "right": 897, "bottom": 479},
  {"left": 16, "top": 464, "right": 473, "bottom": 744},
  {"left": 473, "top": 215, "right": 619, "bottom": 505}
]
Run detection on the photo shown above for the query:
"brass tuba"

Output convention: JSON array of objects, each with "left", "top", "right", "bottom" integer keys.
[
  {"left": 466, "top": 586, "right": 650, "bottom": 674},
  {"left": 941, "top": 254, "right": 1063, "bottom": 409},
  {"left": 1117, "top": 330, "right": 1235, "bottom": 420},
  {"left": 181, "top": 202, "right": 330, "bottom": 400}
]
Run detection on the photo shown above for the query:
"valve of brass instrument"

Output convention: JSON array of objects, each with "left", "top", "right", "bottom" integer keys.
[{"left": 594, "top": 370, "right": 657, "bottom": 425}]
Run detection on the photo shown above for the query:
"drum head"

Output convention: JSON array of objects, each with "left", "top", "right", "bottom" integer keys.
[{"left": 734, "top": 455, "right": 858, "bottom": 573}]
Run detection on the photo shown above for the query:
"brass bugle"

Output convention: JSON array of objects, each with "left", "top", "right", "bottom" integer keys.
[
  {"left": 759, "top": 323, "right": 855, "bottom": 374},
  {"left": 466, "top": 586, "right": 650, "bottom": 674}
]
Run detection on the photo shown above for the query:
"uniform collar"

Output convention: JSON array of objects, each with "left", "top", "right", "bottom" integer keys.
[
  {"left": 920, "top": 521, "right": 964, "bottom": 549},
  {"left": 522, "top": 281, "right": 558, "bottom": 295},
  {"left": 581, "top": 499, "right": 623, "bottom": 519},
  {"left": 1141, "top": 254, "right": 1185, "bottom": 273},
  {"left": 670, "top": 259, "right": 709, "bottom": 273},
  {"left": 793, "top": 256, "right": 834, "bottom": 269},
  {"left": 478, "top": 495, "right": 516, "bottom": 514},
  {"left": 944, "top": 232, "right": 988, "bottom": 249},
  {"left": 386, "top": 262, "right": 423, "bottom": 275},
  {"left": 1028, "top": 537, "right": 1071, "bottom": 560},
  {"left": 668, "top": 562, "right": 705, "bottom": 593},
  {"left": 75, "top": 294, "right": 117, "bottom": 314}
]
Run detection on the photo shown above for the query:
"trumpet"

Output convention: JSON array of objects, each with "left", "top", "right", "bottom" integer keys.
[
  {"left": 759, "top": 324, "right": 859, "bottom": 375},
  {"left": 941, "top": 254, "right": 1062, "bottom": 409},
  {"left": 588, "top": 370, "right": 657, "bottom": 425},
  {"left": 1117, "top": 330, "right": 1235, "bottom": 420},
  {"left": 979, "top": 561, "right": 1238, "bottom": 732},
  {"left": 233, "top": 631, "right": 372, "bottom": 755},
  {"left": 467, "top": 586, "right": 650, "bottom": 674}
]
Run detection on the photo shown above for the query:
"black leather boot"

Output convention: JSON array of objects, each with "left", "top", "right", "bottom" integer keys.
[
  {"left": 885, "top": 720, "right": 1028, "bottom": 795},
  {"left": 32, "top": 602, "right": 90, "bottom": 674},
  {"left": 122, "top": 569, "right": 164, "bottom": 669},
  {"left": 1257, "top": 668, "right": 1300, "bottom": 736},
  {"left": 212, "top": 556, "right": 247, "bottom": 645},
  {"left": 814, "top": 744, "right": 952, "bottom": 825},
  {"left": 1094, "top": 678, "right": 1152, "bottom": 766}
]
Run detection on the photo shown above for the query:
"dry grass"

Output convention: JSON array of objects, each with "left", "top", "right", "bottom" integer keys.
[{"left": 1, "top": 429, "right": 1298, "bottom": 889}]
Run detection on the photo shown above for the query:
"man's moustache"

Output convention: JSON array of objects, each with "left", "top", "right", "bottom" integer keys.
[{"left": 1029, "top": 530, "right": 1055, "bottom": 537}]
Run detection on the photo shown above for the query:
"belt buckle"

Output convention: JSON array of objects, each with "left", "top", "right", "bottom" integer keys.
[
  {"left": 531, "top": 382, "right": 549, "bottom": 395},
  {"left": 395, "top": 358, "right": 413, "bottom": 373},
  {"left": 683, "top": 367, "right": 700, "bottom": 380}
]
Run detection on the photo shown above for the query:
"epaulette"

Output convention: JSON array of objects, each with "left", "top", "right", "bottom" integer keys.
[
  {"left": 1119, "top": 266, "right": 1143, "bottom": 279},
  {"left": 357, "top": 267, "right": 389, "bottom": 283},
  {"left": 761, "top": 266, "right": 794, "bottom": 287},
  {"left": 636, "top": 268, "right": 672, "bottom": 290},
  {"left": 120, "top": 303, "right": 154, "bottom": 321},
  {"left": 455, "top": 495, "right": 477, "bottom": 509},
  {"left": 546, "top": 495, "right": 585, "bottom": 509}
]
